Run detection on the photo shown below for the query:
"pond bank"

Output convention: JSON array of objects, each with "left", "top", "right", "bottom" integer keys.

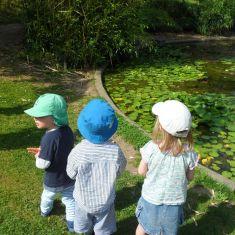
[
  {"left": 94, "top": 69, "right": 235, "bottom": 191},
  {"left": 155, "top": 32, "right": 235, "bottom": 45}
]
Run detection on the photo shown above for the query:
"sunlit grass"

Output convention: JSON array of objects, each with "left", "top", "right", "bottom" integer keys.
[{"left": 0, "top": 63, "right": 235, "bottom": 235}]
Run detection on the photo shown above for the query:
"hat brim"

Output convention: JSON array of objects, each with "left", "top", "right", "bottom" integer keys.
[
  {"left": 152, "top": 102, "right": 164, "bottom": 116},
  {"left": 24, "top": 107, "right": 51, "bottom": 118},
  {"left": 77, "top": 116, "right": 118, "bottom": 144}
]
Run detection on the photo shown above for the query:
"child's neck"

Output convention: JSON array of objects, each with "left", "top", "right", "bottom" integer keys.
[{"left": 47, "top": 124, "right": 57, "bottom": 131}]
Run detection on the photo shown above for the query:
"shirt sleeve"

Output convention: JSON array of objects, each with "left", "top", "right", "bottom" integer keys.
[
  {"left": 140, "top": 141, "right": 154, "bottom": 164},
  {"left": 117, "top": 147, "right": 127, "bottom": 177},
  {"left": 37, "top": 134, "right": 56, "bottom": 169},
  {"left": 36, "top": 158, "right": 51, "bottom": 169},
  {"left": 186, "top": 150, "right": 199, "bottom": 170},
  {"left": 66, "top": 148, "right": 78, "bottom": 180}
]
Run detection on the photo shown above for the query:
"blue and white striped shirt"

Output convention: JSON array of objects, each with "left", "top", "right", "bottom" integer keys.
[{"left": 66, "top": 139, "right": 127, "bottom": 213}]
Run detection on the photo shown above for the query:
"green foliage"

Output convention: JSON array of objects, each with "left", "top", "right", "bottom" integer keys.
[
  {"left": 105, "top": 44, "right": 235, "bottom": 179},
  {"left": 0, "top": 0, "right": 24, "bottom": 23},
  {"left": 141, "top": 0, "right": 235, "bottom": 35},
  {"left": 142, "top": 0, "right": 198, "bottom": 32},
  {"left": 24, "top": 0, "right": 153, "bottom": 68},
  {"left": 197, "top": 0, "right": 235, "bottom": 35}
]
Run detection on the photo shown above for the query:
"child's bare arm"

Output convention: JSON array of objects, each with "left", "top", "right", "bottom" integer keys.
[
  {"left": 138, "top": 159, "right": 148, "bottom": 176},
  {"left": 186, "top": 168, "right": 195, "bottom": 181}
]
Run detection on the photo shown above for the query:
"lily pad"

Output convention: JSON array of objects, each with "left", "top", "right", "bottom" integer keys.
[
  {"left": 222, "top": 171, "right": 233, "bottom": 178},
  {"left": 228, "top": 161, "right": 235, "bottom": 168}
]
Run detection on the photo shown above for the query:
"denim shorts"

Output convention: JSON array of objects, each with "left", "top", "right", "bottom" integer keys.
[
  {"left": 74, "top": 202, "right": 116, "bottom": 235},
  {"left": 135, "top": 197, "right": 184, "bottom": 235}
]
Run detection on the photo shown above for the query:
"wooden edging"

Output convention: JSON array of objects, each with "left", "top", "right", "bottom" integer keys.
[{"left": 93, "top": 69, "right": 235, "bottom": 191}]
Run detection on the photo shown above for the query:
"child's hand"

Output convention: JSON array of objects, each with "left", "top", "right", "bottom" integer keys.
[{"left": 27, "top": 147, "right": 40, "bottom": 155}]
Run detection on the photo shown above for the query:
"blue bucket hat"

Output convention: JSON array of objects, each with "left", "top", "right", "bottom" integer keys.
[{"left": 77, "top": 99, "right": 118, "bottom": 144}]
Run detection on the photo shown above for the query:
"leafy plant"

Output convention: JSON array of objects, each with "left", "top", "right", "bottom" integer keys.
[
  {"left": 105, "top": 45, "right": 235, "bottom": 178},
  {"left": 24, "top": 0, "right": 154, "bottom": 68},
  {"left": 197, "top": 0, "right": 235, "bottom": 35},
  {"left": 0, "top": 0, "right": 23, "bottom": 23}
]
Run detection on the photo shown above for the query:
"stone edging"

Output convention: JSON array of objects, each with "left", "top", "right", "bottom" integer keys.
[
  {"left": 93, "top": 69, "right": 235, "bottom": 191},
  {"left": 154, "top": 32, "right": 235, "bottom": 45}
]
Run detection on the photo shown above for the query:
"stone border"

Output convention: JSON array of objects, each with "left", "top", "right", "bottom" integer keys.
[
  {"left": 154, "top": 32, "right": 235, "bottom": 45},
  {"left": 94, "top": 69, "right": 235, "bottom": 191}
]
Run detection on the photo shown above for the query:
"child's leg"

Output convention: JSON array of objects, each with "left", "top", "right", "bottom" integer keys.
[
  {"left": 136, "top": 224, "right": 146, "bottom": 235},
  {"left": 40, "top": 188, "right": 56, "bottom": 215},
  {"left": 93, "top": 203, "right": 116, "bottom": 235},
  {"left": 74, "top": 201, "right": 93, "bottom": 234},
  {"left": 61, "top": 186, "right": 75, "bottom": 222},
  {"left": 61, "top": 186, "right": 75, "bottom": 232}
]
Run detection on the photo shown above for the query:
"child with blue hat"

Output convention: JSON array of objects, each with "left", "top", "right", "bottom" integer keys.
[
  {"left": 24, "top": 93, "right": 75, "bottom": 232},
  {"left": 66, "top": 98, "right": 127, "bottom": 235}
]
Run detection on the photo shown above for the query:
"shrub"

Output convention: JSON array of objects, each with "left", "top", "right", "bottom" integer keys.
[
  {"left": 197, "top": 0, "right": 235, "bottom": 35},
  {"left": 24, "top": 0, "right": 154, "bottom": 68},
  {"left": 0, "top": 0, "right": 23, "bottom": 23},
  {"left": 141, "top": 0, "right": 198, "bottom": 32}
]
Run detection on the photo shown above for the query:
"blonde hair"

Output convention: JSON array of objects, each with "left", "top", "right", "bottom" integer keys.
[{"left": 152, "top": 119, "right": 193, "bottom": 156}]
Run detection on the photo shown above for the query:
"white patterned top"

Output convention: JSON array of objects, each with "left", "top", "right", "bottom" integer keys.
[{"left": 140, "top": 141, "right": 198, "bottom": 205}]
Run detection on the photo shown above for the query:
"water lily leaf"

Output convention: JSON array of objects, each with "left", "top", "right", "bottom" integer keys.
[
  {"left": 228, "top": 161, "right": 235, "bottom": 167},
  {"left": 211, "top": 164, "right": 220, "bottom": 171},
  {"left": 210, "top": 151, "right": 219, "bottom": 157},
  {"left": 222, "top": 171, "right": 233, "bottom": 178},
  {"left": 231, "top": 168, "right": 235, "bottom": 172}
]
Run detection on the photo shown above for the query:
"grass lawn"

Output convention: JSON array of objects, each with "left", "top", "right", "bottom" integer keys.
[{"left": 0, "top": 51, "right": 235, "bottom": 235}]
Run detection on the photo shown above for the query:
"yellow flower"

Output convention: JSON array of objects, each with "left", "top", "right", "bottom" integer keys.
[
  {"left": 201, "top": 157, "right": 213, "bottom": 166},
  {"left": 114, "top": 98, "right": 123, "bottom": 101}
]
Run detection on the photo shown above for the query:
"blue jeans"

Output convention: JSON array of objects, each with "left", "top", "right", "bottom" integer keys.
[
  {"left": 136, "top": 197, "right": 184, "bottom": 235},
  {"left": 40, "top": 185, "right": 75, "bottom": 221}
]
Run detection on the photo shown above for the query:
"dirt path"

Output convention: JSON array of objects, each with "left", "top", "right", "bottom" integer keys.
[{"left": 0, "top": 23, "right": 23, "bottom": 48}]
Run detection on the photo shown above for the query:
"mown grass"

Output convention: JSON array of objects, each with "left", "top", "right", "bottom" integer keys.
[{"left": 0, "top": 55, "right": 235, "bottom": 235}]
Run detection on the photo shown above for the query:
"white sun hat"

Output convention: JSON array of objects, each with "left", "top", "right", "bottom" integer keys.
[{"left": 152, "top": 100, "right": 192, "bottom": 138}]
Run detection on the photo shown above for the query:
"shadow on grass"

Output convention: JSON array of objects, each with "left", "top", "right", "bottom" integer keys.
[
  {"left": 179, "top": 185, "right": 235, "bottom": 235},
  {"left": 0, "top": 104, "right": 31, "bottom": 115},
  {"left": 0, "top": 47, "right": 92, "bottom": 107},
  {"left": 0, "top": 127, "right": 82, "bottom": 150},
  {"left": 0, "top": 127, "right": 43, "bottom": 150},
  {"left": 115, "top": 215, "right": 137, "bottom": 235},
  {"left": 179, "top": 202, "right": 235, "bottom": 235},
  {"left": 116, "top": 182, "right": 142, "bottom": 211},
  {"left": 50, "top": 199, "right": 66, "bottom": 217}
]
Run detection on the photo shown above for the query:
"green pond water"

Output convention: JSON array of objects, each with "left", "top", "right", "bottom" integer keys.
[{"left": 104, "top": 41, "right": 235, "bottom": 181}]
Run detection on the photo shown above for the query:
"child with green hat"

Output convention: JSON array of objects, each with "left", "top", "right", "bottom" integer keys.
[
  {"left": 66, "top": 98, "right": 127, "bottom": 235},
  {"left": 25, "top": 93, "right": 75, "bottom": 232}
]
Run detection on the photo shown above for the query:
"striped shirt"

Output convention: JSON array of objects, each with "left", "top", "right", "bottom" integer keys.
[{"left": 66, "top": 139, "right": 127, "bottom": 213}]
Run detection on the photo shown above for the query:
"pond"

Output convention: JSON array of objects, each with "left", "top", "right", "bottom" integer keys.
[{"left": 104, "top": 41, "right": 235, "bottom": 181}]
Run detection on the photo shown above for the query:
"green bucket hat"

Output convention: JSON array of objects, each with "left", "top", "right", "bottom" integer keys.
[{"left": 24, "top": 93, "right": 69, "bottom": 127}]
